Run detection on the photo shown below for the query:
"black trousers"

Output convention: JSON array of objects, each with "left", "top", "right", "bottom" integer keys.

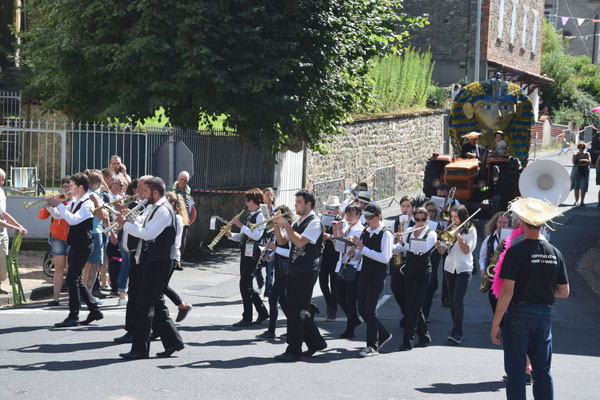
[
  {"left": 267, "top": 263, "right": 287, "bottom": 333},
  {"left": 107, "top": 243, "right": 121, "bottom": 294},
  {"left": 390, "top": 263, "right": 406, "bottom": 319},
  {"left": 131, "top": 259, "right": 183, "bottom": 355},
  {"left": 239, "top": 255, "right": 267, "bottom": 322},
  {"left": 319, "top": 254, "right": 338, "bottom": 312},
  {"left": 444, "top": 270, "right": 471, "bottom": 337},
  {"left": 125, "top": 253, "right": 142, "bottom": 333},
  {"left": 163, "top": 260, "right": 182, "bottom": 307},
  {"left": 423, "top": 251, "right": 441, "bottom": 319},
  {"left": 357, "top": 265, "right": 389, "bottom": 349},
  {"left": 336, "top": 272, "right": 360, "bottom": 332},
  {"left": 402, "top": 268, "right": 431, "bottom": 344},
  {"left": 66, "top": 243, "right": 98, "bottom": 319},
  {"left": 285, "top": 271, "right": 325, "bottom": 355},
  {"left": 441, "top": 254, "right": 449, "bottom": 303}
]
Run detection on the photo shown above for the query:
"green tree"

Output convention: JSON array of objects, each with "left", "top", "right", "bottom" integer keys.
[{"left": 20, "top": 0, "right": 426, "bottom": 152}]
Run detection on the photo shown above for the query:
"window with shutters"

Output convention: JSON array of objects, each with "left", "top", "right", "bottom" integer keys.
[{"left": 498, "top": 0, "right": 506, "bottom": 39}]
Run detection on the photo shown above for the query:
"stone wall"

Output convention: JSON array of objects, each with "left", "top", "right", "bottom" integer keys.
[{"left": 306, "top": 110, "right": 448, "bottom": 197}]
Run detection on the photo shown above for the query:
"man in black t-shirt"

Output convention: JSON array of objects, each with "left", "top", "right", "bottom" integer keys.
[{"left": 491, "top": 198, "right": 569, "bottom": 400}]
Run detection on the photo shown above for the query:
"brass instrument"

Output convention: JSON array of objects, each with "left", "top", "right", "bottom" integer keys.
[
  {"left": 479, "top": 238, "right": 505, "bottom": 293},
  {"left": 393, "top": 219, "right": 405, "bottom": 266},
  {"left": 102, "top": 199, "right": 148, "bottom": 234},
  {"left": 248, "top": 212, "right": 294, "bottom": 232},
  {"left": 24, "top": 191, "right": 71, "bottom": 210},
  {"left": 440, "top": 187, "right": 457, "bottom": 222},
  {"left": 92, "top": 194, "right": 137, "bottom": 214},
  {"left": 438, "top": 208, "right": 481, "bottom": 247},
  {"left": 207, "top": 208, "right": 248, "bottom": 251}
]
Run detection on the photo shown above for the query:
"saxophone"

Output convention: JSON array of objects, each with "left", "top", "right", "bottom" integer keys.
[
  {"left": 479, "top": 238, "right": 505, "bottom": 293},
  {"left": 393, "top": 219, "right": 404, "bottom": 267},
  {"left": 208, "top": 208, "right": 247, "bottom": 251}
]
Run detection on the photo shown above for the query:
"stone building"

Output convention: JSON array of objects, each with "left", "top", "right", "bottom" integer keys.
[
  {"left": 545, "top": 0, "right": 600, "bottom": 61},
  {"left": 402, "top": 0, "right": 552, "bottom": 119}
]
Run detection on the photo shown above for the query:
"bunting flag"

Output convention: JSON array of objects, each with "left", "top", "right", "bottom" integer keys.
[
  {"left": 594, "top": 19, "right": 600, "bottom": 23},
  {"left": 562, "top": 16, "right": 569, "bottom": 25},
  {"left": 577, "top": 18, "right": 585, "bottom": 25}
]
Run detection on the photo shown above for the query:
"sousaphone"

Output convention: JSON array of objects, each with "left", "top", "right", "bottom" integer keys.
[{"left": 518, "top": 160, "right": 570, "bottom": 205}]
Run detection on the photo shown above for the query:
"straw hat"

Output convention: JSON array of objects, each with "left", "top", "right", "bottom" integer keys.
[
  {"left": 323, "top": 195, "right": 341, "bottom": 207},
  {"left": 356, "top": 191, "right": 372, "bottom": 203},
  {"left": 464, "top": 132, "right": 482, "bottom": 139},
  {"left": 508, "top": 197, "right": 562, "bottom": 227}
]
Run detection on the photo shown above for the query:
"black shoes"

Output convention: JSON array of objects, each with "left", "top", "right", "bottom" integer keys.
[
  {"left": 80, "top": 310, "right": 104, "bottom": 325},
  {"left": 232, "top": 319, "right": 253, "bottom": 328},
  {"left": 415, "top": 333, "right": 432, "bottom": 348},
  {"left": 275, "top": 352, "right": 301, "bottom": 362},
  {"left": 47, "top": 300, "right": 60, "bottom": 307},
  {"left": 255, "top": 331, "right": 276, "bottom": 341},
  {"left": 254, "top": 312, "right": 270, "bottom": 325},
  {"left": 301, "top": 342, "right": 327, "bottom": 357},
  {"left": 175, "top": 305, "right": 192, "bottom": 323},
  {"left": 338, "top": 330, "right": 355, "bottom": 339},
  {"left": 325, "top": 309, "right": 337, "bottom": 321},
  {"left": 157, "top": 343, "right": 185, "bottom": 358},
  {"left": 397, "top": 343, "right": 413, "bottom": 352},
  {"left": 174, "top": 263, "right": 184, "bottom": 271},
  {"left": 447, "top": 333, "right": 462, "bottom": 345},
  {"left": 114, "top": 333, "right": 134, "bottom": 344},
  {"left": 119, "top": 351, "right": 149, "bottom": 360},
  {"left": 92, "top": 290, "right": 107, "bottom": 299},
  {"left": 54, "top": 317, "right": 79, "bottom": 328}
]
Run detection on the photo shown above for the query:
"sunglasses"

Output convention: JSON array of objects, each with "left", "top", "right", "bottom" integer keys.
[
  {"left": 414, "top": 217, "right": 427, "bottom": 222},
  {"left": 325, "top": 206, "right": 338, "bottom": 210},
  {"left": 365, "top": 214, "right": 377, "bottom": 220}
]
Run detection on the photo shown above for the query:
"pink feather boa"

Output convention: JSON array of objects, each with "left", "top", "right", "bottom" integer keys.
[{"left": 490, "top": 226, "right": 524, "bottom": 298}]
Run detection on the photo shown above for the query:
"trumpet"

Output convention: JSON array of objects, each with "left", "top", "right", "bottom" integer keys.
[
  {"left": 208, "top": 208, "right": 247, "bottom": 251},
  {"left": 92, "top": 194, "right": 137, "bottom": 214},
  {"left": 102, "top": 199, "right": 147, "bottom": 234},
  {"left": 440, "top": 187, "right": 457, "bottom": 222},
  {"left": 438, "top": 208, "right": 481, "bottom": 247},
  {"left": 24, "top": 191, "right": 71, "bottom": 210},
  {"left": 248, "top": 212, "right": 294, "bottom": 232}
]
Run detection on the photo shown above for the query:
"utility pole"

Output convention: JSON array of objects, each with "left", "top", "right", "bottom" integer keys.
[{"left": 593, "top": 13, "right": 599, "bottom": 64}]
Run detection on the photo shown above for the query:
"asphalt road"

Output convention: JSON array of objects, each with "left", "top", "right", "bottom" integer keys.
[{"left": 0, "top": 149, "right": 599, "bottom": 400}]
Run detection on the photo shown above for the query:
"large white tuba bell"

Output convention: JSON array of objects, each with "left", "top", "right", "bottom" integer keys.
[{"left": 518, "top": 160, "right": 570, "bottom": 205}]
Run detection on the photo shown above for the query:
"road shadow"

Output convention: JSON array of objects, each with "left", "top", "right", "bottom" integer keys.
[
  {"left": 0, "top": 358, "right": 124, "bottom": 372},
  {"left": 13, "top": 340, "right": 116, "bottom": 354},
  {"left": 415, "top": 380, "right": 505, "bottom": 394},
  {"left": 191, "top": 299, "right": 241, "bottom": 308},
  {"left": 47, "top": 324, "right": 123, "bottom": 333},
  {"left": 186, "top": 338, "right": 258, "bottom": 348},
  {"left": 0, "top": 325, "right": 51, "bottom": 335}
]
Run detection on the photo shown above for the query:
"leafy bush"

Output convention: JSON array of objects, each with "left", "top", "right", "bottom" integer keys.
[
  {"left": 426, "top": 85, "right": 448, "bottom": 108},
  {"left": 367, "top": 47, "right": 435, "bottom": 112},
  {"left": 552, "top": 106, "right": 583, "bottom": 126}
]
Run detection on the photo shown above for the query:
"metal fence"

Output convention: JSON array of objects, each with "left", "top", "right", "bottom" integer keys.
[
  {"left": 372, "top": 166, "right": 395, "bottom": 203},
  {"left": 1, "top": 119, "right": 274, "bottom": 191},
  {"left": 0, "top": 91, "right": 21, "bottom": 121}
]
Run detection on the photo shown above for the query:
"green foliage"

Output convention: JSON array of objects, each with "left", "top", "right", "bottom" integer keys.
[
  {"left": 19, "top": 0, "right": 427, "bottom": 153},
  {"left": 540, "top": 20, "right": 600, "bottom": 127},
  {"left": 426, "top": 85, "right": 448, "bottom": 108},
  {"left": 367, "top": 48, "right": 435, "bottom": 112}
]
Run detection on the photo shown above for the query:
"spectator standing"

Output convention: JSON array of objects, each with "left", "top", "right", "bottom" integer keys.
[{"left": 570, "top": 141, "right": 591, "bottom": 206}]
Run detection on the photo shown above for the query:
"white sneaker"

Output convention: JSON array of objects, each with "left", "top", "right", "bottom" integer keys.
[
  {"left": 117, "top": 297, "right": 128, "bottom": 306},
  {"left": 359, "top": 346, "right": 378, "bottom": 357}
]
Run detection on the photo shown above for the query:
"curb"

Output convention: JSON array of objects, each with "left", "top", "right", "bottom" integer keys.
[{"left": 0, "top": 284, "right": 53, "bottom": 307}]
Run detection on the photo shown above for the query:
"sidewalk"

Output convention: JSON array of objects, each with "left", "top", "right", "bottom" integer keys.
[{"left": 0, "top": 250, "right": 54, "bottom": 306}]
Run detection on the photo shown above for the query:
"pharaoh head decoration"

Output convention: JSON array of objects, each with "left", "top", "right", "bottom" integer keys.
[{"left": 450, "top": 75, "right": 534, "bottom": 166}]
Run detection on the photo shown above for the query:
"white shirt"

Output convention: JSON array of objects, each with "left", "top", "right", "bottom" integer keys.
[
  {"left": 284, "top": 211, "right": 322, "bottom": 245},
  {"left": 393, "top": 226, "right": 437, "bottom": 255},
  {"left": 229, "top": 209, "right": 265, "bottom": 243},
  {"left": 121, "top": 202, "right": 151, "bottom": 253},
  {"left": 274, "top": 228, "right": 292, "bottom": 258},
  {"left": 334, "top": 221, "right": 364, "bottom": 272},
  {"left": 479, "top": 232, "right": 500, "bottom": 271},
  {"left": 390, "top": 215, "right": 415, "bottom": 233},
  {"left": 361, "top": 224, "right": 393, "bottom": 264},
  {"left": 443, "top": 226, "right": 477, "bottom": 274},
  {"left": 56, "top": 193, "right": 94, "bottom": 225},
  {"left": 173, "top": 214, "right": 184, "bottom": 262},
  {"left": 0, "top": 187, "right": 7, "bottom": 234},
  {"left": 123, "top": 197, "right": 174, "bottom": 242}
]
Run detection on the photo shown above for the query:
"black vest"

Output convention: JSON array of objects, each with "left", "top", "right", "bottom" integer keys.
[
  {"left": 322, "top": 216, "right": 341, "bottom": 261},
  {"left": 289, "top": 214, "right": 322, "bottom": 276},
  {"left": 66, "top": 199, "right": 93, "bottom": 247},
  {"left": 240, "top": 210, "right": 263, "bottom": 259},
  {"left": 140, "top": 203, "right": 176, "bottom": 266},
  {"left": 404, "top": 227, "right": 433, "bottom": 275},
  {"left": 360, "top": 226, "right": 391, "bottom": 271},
  {"left": 485, "top": 233, "right": 499, "bottom": 268}
]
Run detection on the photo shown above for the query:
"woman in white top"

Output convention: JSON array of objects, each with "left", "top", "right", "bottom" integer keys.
[
  {"left": 332, "top": 203, "right": 364, "bottom": 339},
  {"left": 392, "top": 207, "right": 437, "bottom": 351},
  {"left": 436, "top": 204, "right": 477, "bottom": 345},
  {"left": 479, "top": 212, "right": 510, "bottom": 313},
  {"left": 162, "top": 192, "right": 192, "bottom": 324}
]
